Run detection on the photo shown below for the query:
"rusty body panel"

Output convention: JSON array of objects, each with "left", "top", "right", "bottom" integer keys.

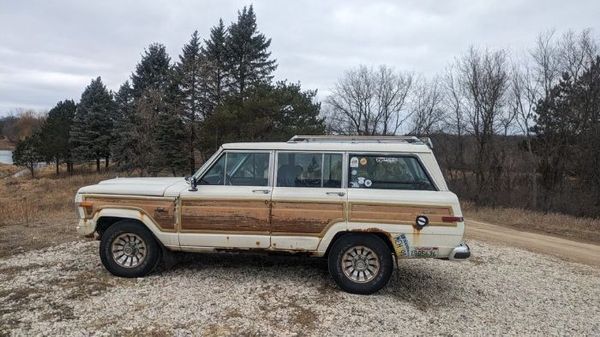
[
  {"left": 270, "top": 201, "right": 345, "bottom": 236},
  {"left": 349, "top": 202, "right": 457, "bottom": 227},
  {"left": 180, "top": 199, "right": 270, "bottom": 233},
  {"left": 83, "top": 196, "right": 177, "bottom": 231}
]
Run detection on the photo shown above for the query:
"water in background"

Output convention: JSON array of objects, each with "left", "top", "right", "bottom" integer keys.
[{"left": 0, "top": 150, "right": 13, "bottom": 164}]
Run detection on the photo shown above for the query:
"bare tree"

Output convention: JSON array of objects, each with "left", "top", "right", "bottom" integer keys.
[
  {"left": 409, "top": 76, "right": 445, "bottom": 136},
  {"left": 325, "top": 65, "right": 413, "bottom": 135},
  {"left": 453, "top": 47, "right": 511, "bottom": 199}
]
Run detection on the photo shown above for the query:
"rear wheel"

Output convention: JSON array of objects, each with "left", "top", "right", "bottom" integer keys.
[
  {"left": 99, "top": 220, "right": 160, "bottom": 278},
  {"left": 328, "top": 233, "right": 393, "bottom": 294}
]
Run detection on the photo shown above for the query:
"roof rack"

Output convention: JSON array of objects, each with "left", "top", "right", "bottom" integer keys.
[{"left": 288, "top": 135, "right": 433, "bottom": 148}]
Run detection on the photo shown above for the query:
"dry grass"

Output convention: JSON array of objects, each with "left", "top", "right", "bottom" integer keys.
[
  {"left": 463, "top": 201, "right": 600, "bottom": 244},
  {"left": 0, "top": 163, "right": 19, "bottom": 178},
  {"left": 0, "top": 166, "right": 116, "bottom": 257}
]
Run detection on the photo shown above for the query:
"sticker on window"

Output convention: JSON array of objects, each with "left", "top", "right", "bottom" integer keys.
[
  {"left": 364, "top": 179, "right": 372, "bottom": 187},
  {"left": 351, "top": 169, "right": 357, "bottom": 176},
  {"left": 359, "top": 157, "right": 368, "bottom": 166},
  {"left": 357, "top": 177, "right": 365, "bottom": 185},
  {"left": 350, "top": 157, "right": 359, "bottom": 168}
]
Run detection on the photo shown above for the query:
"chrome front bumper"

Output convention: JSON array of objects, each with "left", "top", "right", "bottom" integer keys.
[{"left": 449, "top": 242, "right": 471, "bottom": 260}]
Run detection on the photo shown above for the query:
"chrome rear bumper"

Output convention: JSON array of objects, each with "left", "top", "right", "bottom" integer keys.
[{"left": 449, "top": 242, "right": 471, "bottom": 260}]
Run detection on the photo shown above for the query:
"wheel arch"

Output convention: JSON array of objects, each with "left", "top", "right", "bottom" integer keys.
[{"left": 321, "top": 229, "right": 397, "bottom": 259}]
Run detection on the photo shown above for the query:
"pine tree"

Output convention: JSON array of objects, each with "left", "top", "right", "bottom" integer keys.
[
  {"left": 70, "top": 77, "right": 114, "bottom": 172},
  {"left": 202, "top": 19, "right": 229, "bottom": 113},
  {"left": 111, "top": 81, "right": 137, "bottom": 171},
  {"left": 38, "top": 100, "right": 76, "bottom": 175},
  {"left": 176, "top": 31, "right": 204, "bottom": 175},
  {"left": 12, "top": 134, "right": 43, "bottom": 178},
  {"left": 155, "top": 76, "right": 188, "bottom": 176},
  {"left": 128, "top": 43, "right": 172, "bottom": 175},
  {"left": 225, "top": 5, "right": 277, "bottom": 97}
]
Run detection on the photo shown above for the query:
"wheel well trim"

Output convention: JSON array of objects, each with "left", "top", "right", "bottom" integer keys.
[
  {"left": 94, "top": 208, "right": 179, "bottom": 247},
  {"left": 317, "top": 223, "right": 400, "bottom": 257}
]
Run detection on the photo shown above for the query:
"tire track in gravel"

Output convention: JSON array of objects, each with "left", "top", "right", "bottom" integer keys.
[{"left": 465, "top": 219, "right": 600, "bottom": 267}]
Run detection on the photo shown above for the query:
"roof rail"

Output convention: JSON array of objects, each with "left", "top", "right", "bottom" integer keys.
[{"left": 288, "top": 135, "right": 433, "bottom": 148}]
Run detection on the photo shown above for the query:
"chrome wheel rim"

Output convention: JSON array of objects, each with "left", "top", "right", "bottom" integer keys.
[
  {"left": 341, "top": 245, "right": 380, "bottom": 283},
  {"left": 111, "top": 233, "right": 147, "bottom": 268}
]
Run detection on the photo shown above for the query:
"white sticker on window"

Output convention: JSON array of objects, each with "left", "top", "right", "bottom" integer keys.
[
  {"left": 357, "top": 177, "right": 365, "bottom": 184},
  {"left": 350, "top": 157, "right": 359, "bottom": 168},
  {"left": 364, "top": 179, "right": 372, "bottom": 187},
  {"left": 351, "top": 169, "right": 357, "bottom": 176}
]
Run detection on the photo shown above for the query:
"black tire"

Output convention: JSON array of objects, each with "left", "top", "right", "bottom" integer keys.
[
  {"left": 328, "top": 233, "right": 393, "bottom": 294},
  {"left": 99, "top": 220, "right": 161, "bottom": 278}
]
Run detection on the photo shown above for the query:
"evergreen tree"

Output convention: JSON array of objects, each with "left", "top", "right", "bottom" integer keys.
[
  {"left": 225, "top": 5, "right": 277, "bottom": 97},
  {"left": 200, "top": 82, "right": 324, "bottom": 153},
  {"left": 131, "top": 43, "right": 172, "bottom": 97},
  {"left": 155, "top": 74, "right": 188, "bottom": 176},
  {"left": 176, "top": 31, "right": 204, "bottom": 175},
  {"left": 70, "top": 77, "right": 114, "bottom": 172},
  {"left": 128, "top": 43, "right": 172, "bottom": 175},
  {"left": 111, "top": 81, "right": 137, "bottom": 171},
  {"left": 38, "top": 99, "right": 76, "bottom": 175},
  {"left": 12, "top": 134, "right": 43, "bottom": 178},
  {"left": 202, "top": 19, "right": 229, "bottom": 113}
]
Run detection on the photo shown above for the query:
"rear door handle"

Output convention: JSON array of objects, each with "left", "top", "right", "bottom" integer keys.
[
  {"left": 252, "top": 189, "right": 270, "bottom": 194},
  {"left": 326, "top": 191, "right": 345, "bottom": 197}
]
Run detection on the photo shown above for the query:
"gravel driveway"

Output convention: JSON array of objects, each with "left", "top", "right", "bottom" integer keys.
[{"left": 1, "top": 240, "right": 599, "bottom": 336}]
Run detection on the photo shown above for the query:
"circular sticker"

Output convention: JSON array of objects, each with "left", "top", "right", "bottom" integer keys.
[
  {"left": 364, "top": 179, "right": 372, "bottom": 187},
  {"left": 359, "top": 157, "right": 368, "bottom": 166},
  {"left": 351, "top": 169, "right": 357, "bottom": 176}
]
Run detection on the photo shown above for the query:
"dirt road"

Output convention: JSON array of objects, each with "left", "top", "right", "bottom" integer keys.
[{"left": 466, "top": 219, "right": 600, "bottom": 267}]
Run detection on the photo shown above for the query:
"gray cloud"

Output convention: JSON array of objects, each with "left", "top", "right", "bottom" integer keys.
[{"left": 1, "top": 0, "right": 599, "bottom": 115}]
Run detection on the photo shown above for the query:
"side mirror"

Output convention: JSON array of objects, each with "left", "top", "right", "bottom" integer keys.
[{"left": 188, "top": 176, "right": 198, "bottom": 192}]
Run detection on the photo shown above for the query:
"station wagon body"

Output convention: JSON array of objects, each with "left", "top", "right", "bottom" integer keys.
[{"left": 75, "top": 135, "right": 469, "bottom": 294}]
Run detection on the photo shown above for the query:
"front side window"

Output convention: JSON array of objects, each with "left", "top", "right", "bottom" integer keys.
[
  {"left": 348, "top": 154, "right": 435, "bottom": 190},
  {"left": 277, "top": 152, "right": 343, "bottom": 188},
  {"left": 200, "top": 152, "right": 270, "bottom": 186}
]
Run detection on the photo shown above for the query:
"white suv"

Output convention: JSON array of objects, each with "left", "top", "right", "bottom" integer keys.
[{"left": 75, "top": 135, "right": 469, "bottom": 294}]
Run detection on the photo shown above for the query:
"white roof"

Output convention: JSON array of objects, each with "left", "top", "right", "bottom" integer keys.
[{"left": 222, "top": 141, "right": 432, "bottom": 153}]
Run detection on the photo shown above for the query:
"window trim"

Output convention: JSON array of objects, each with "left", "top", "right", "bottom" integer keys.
[
  {"left": 199, "top": 149, "right": 273, "bottom": 187},
  {"left": 346, "top": 152, "right": 439, "bottom": 191},
  {"left": 274, "top": 150, "right": 346, "bottom": 189}
]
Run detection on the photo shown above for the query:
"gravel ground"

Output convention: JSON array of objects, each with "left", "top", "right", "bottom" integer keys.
[{"left": 1, "top": 240, "right": 599, "bottom": 336}]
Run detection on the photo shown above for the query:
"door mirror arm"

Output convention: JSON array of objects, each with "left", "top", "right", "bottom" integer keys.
[{"left": 188, "top": 176, "right": 198, "bottom": 192}]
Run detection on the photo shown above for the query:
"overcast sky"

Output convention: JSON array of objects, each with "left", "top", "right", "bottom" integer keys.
[{"left": 1, "top": 0, "right": 599, "bottom": 116}]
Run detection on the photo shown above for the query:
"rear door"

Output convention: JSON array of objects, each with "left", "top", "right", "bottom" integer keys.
[
  {"left": 270, "top": 151, "right": 346, "bottom": 251},
  {"left": 178, "top": 150, "right": 273, "bottom": 248}
]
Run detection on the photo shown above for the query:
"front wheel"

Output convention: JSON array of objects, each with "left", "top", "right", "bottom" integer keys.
[
  {"left": 328, "top": 233, "right": 393, "bottom": 294},
  {"left": 99, "top": 220, "right": 161, "bottom": 278}
]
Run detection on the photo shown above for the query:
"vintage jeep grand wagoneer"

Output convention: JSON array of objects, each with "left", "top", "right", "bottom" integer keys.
[{"left": 75, "top": 135, "right": 469, "bottom": 294}]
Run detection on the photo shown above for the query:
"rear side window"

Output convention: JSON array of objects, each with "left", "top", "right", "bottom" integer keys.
[
  {"left": 348, "top": 154, "right": 435, "bottom": 190},
  {"left": 277, "top": 152, "right": 343, "bottom": 188}
]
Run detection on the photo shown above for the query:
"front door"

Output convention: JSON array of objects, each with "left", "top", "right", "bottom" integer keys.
[
  {"left": 178, "top": 150, "right": 273, "bottom": 248},
  {"left": 270, "top": 151, "right": 347, "bottom": 251}
]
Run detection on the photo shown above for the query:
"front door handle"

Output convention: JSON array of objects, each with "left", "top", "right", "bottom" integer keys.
[
  {"left": 252, "top": 189, "right": 270, "bottom": 194},
  {"left": 326, "top": 191, "right": 345, "bottom": 197}
]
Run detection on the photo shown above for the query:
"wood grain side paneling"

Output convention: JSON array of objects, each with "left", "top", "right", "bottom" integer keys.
[
  {"left": 85, "top": 197, "right": 176, "bottom": 231},
  {"left": 271, "top": 201, "right": 345, "bottom": 235},
  {"left": 349, "top": 203, "right": 454, "bottom": 225},
  {"left": 180, "top": 199, "right": 270, "bottom": 232}
]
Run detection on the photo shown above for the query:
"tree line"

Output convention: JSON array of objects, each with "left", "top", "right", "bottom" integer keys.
[
  {"left": 12, "top": 6, "right": 324, "bottom": 177},
  {"left": 324, "top": 29, "right": 600, "bottom": 216}
]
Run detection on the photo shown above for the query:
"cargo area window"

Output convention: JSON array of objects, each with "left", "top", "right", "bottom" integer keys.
[
  {"left": 348, "top": 154, "right": 435, "bottom": 190},
  {"left": 277, "top": 152, "right": 343, "bottom": 188},
  {"left": 200, "top": 152, "right": 270, "bottom": 186}
]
